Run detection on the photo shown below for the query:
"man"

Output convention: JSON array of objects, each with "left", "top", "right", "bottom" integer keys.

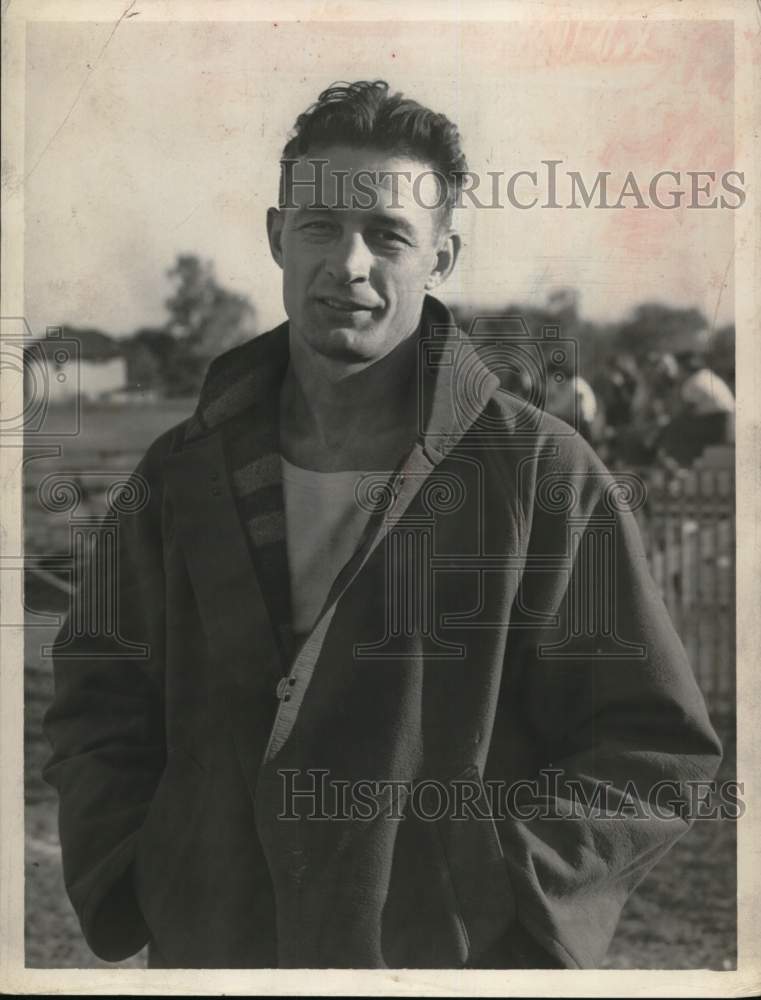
[
  {"left": 43, "top": 80, "right": 721, "bottom": 970},
  {"left": 676, "top": 349, "right": 735, "bottom": 421},
  {"left": 544, "top": 362, "right": 598, "bottom": 444},
  {"left": 656, "top": 348, "right": 736, "bottom": 466}
]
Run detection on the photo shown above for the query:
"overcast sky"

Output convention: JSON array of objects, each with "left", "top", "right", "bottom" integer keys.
[{"left": 23, "top": 17, "right": 736, "bottom": 337}]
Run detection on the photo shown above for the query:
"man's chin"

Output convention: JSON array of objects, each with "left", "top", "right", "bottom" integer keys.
[{"left": 310, "top": 325, "right": 385, "bottom": 363}]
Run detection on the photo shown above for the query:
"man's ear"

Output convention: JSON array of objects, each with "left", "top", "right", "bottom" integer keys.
[
  {"left": 425, "top": 230, "right": 461, "bottom": 290},
  {"left": 266, "top": 207, "right": 285, "bottom": 269}
]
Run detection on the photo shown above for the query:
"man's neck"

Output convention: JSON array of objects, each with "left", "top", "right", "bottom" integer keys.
[{"left": 280, "top": 326, "right": 421, "bottom": 472}]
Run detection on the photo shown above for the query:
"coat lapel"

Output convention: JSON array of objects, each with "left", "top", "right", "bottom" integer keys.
[
  {"left": 163, "top": 431, "right": 285, "bottom": 791},
  {"left": 184, "top": 324, "right": 294, "bottom": 653},
  {"left": 165, "top": 325, "right": 294, "bottom": 790}
]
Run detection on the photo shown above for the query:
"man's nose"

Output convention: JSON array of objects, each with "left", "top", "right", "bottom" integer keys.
[{"left": 325, "top": 232, "right": 372, "bottom": 283}]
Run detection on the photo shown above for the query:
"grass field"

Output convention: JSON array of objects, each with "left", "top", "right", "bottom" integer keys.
[{"left": 23, "top": 402, "right": 737, "bottom": 969}]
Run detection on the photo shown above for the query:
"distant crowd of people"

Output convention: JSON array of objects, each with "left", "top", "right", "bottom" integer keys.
[{"left": 540, "top": 347, "right": 735, "bottom": 470}]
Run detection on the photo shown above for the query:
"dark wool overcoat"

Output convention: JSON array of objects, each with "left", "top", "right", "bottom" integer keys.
[{"left": 43, "top": 295, "right": 722, "bottom": 969}]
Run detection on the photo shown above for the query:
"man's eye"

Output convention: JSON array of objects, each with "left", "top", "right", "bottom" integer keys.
[{"left": 371, "top": 229, "right": 409, "bottom": 245}]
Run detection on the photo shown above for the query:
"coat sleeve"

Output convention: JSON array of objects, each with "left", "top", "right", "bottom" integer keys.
[
  {"left": 494, "top": 436, "right": 723, "bottom": 968},
  {"left": 42, "top": 426, "right": 179, "bottom": 962}
]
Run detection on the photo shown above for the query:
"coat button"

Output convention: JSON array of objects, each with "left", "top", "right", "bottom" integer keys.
[
  {"left": 212, "top": 487, "right": 221, "bottom": 496},
  {"left": 276, "top": 676, "right": 296, "bottom": 699}
]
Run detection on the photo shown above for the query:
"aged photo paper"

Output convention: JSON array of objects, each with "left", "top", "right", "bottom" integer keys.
[{"left": 1, "top": 0, "right": 760, "bottom": 995}]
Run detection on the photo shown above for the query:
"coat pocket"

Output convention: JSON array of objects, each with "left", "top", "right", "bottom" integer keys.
[
  {"left": 133, "top": 746, "right": 208, "bottom": 938},
  {"left": 381, "top": 765, "right": 516, "bottom": 968},
  {"left": 432, "top": 764, "right": 516, "bottom": 964}
]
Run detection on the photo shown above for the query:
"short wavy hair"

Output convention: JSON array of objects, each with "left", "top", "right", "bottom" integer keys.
[{"left": 280, "top": 80, "right": 468, "bottom": 224}]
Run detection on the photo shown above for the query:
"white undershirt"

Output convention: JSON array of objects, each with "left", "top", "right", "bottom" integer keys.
[{"left": 281, "top": 458, "right": 390, "bottom": 637}]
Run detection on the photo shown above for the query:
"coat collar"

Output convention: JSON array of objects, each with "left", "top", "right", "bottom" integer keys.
[{"left": 183, "top": 294, "right": 501, "bottom": 462}]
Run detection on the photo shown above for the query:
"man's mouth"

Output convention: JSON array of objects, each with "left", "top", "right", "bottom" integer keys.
[{"left": 317, "top": 296, "right": 376, "bottom": 313}]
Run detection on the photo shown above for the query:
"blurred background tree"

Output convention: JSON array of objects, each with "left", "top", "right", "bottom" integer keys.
[
  {"left": 616, "top": 302, "right": 710, "bottom": 359},
  {"left": 162, "top": 254, "right": 258, "bottom": 394},
  {"left": 122, "top": 328, "right": 175, "bottom": 391},
  {"left": 707, "top": 323, "right": 735, "bottom": 393}
]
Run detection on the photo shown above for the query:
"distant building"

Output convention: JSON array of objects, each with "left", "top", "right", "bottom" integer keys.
[{"left": 50, "top": 356, "right": 127, "bottom": 402}]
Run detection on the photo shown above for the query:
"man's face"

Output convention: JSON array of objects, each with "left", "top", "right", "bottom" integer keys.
[{"left": 267, "top": 145, "right": 460, "bottom": 367}]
